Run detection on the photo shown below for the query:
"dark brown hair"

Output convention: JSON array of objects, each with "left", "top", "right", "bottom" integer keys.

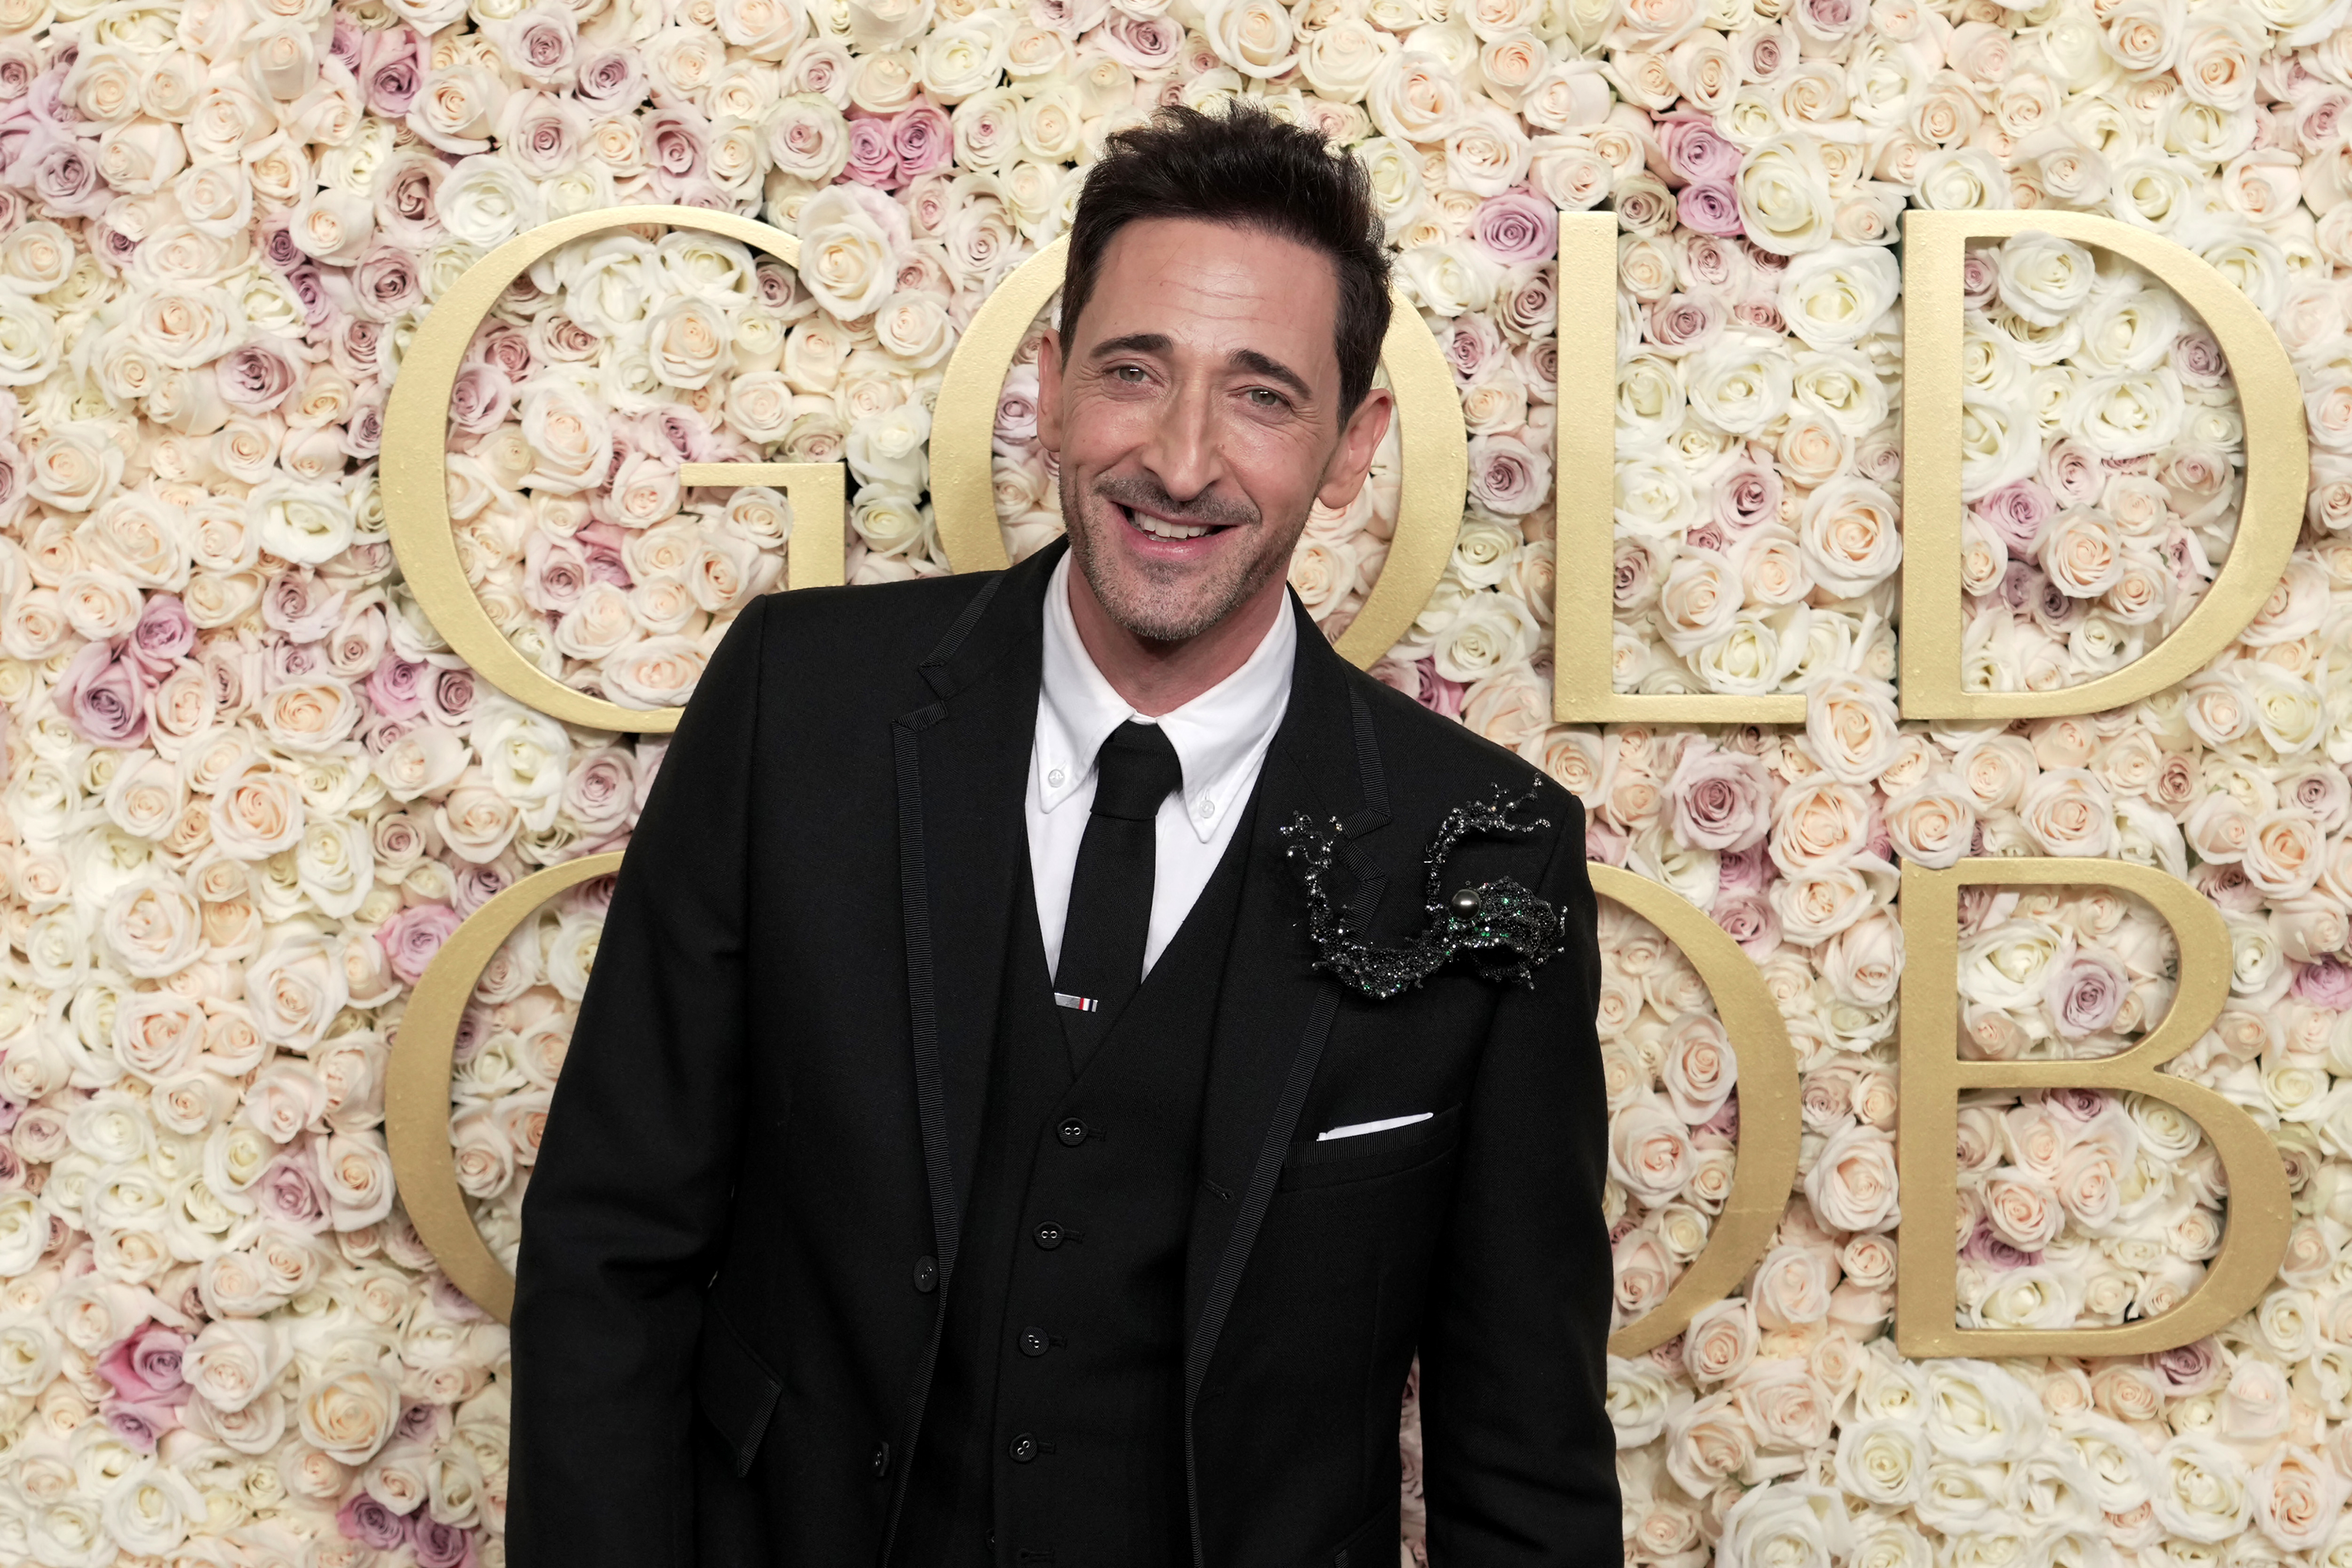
[{"left": 1060, "top": 103, "right": 1392, "bottom": 415}]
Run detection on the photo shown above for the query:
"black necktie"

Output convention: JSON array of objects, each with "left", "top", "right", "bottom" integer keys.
[{"left": 1053, "top": 720, "right": 1183, "bottom": 1072}]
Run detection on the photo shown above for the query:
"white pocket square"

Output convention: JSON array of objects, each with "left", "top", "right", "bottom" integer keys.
[{"left": 1316, "top": 1112, "right": 1433, "bottom": 1142}]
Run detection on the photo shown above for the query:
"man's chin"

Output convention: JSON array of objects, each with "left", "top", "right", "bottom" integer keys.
[{"left": 1072, "top": 517, "right": 1260, "bottom": 645}]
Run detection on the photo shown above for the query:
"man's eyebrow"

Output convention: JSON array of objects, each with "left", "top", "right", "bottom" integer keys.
[
  {"left": 1231, "top": 348, "right": 1312, "bottom": 401},
  {"left": 1088, "top": 332, "right": 1171, "bottom": 360}
]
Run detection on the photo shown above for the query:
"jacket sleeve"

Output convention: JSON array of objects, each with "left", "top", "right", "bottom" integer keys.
[
  {"left": 506, "top": 596, "right": 770, "bottom": 1567},
  {"left": 1418, "top": 794, "right": 1622, "bottom": 1563}
]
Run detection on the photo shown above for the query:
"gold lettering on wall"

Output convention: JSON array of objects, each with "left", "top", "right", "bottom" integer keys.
[
  {"left": 1895, "top": 857, "right": 2291, "bottom": 1356},
  {"left": 380, "top": 206, "right": 845, "bottom": 737},
  {"left": 379, "top": 214, "right": 2291, "bottom": 1351},
  {"left": 385, "top": 854, "right": 624, "bottom": 1324},
  {"left": 1898, "top": 209, "right": 2309, "bottom": 721},
  {"left": 1552, "top": 211, "right": 1805, "bottom": 726},
  {"left": 1593, "top": 867, "right": 1801, "bottom": 1357}
]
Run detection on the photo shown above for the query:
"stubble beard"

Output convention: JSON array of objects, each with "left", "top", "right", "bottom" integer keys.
[{"left": 1060, "top": 466, "right": 1299, "bottom": 647}]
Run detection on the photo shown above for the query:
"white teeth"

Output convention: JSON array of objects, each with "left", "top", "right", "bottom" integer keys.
[{"left": 1131, "top": 511, "right": 1211, "bottom": 540}]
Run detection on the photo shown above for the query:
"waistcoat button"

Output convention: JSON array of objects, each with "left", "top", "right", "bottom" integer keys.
[
  {"left": 1019, "top": 1326, "right": 1048, "bottom": 1357},
  {"left": 912, "top": 1255, "right": 938, "bottom": 1293},
  {"left": 1009, "top": 1433, "right": 1039, "bottom": 1463},
  {"left": 1056, "top": 1118, "right": 1087, "bottom": 1146},
  {"left": 1033, "top": 1222, "right": 1063, "bottom": 1250}
]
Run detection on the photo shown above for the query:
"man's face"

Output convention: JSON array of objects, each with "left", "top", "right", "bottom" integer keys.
[{"left": 1038, "top": 217, "right": 1392, "bottom": 646}]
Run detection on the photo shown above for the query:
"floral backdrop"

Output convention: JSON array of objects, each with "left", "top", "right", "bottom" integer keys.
[{"left": 1, "top": 0, "right": 2351, "bottom": 1557}]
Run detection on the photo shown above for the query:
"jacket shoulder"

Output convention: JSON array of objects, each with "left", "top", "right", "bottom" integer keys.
[
  {"left": 1345, "top": 663, "right": 1579, "bottom": 824},
  {"left": 751, "top": 569, "right": 1003, "bottom": 663}
]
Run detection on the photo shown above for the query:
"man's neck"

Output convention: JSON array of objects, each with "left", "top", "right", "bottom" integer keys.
[{"left": 1065, "top": 568, "right": 1287, "bottom": 718}]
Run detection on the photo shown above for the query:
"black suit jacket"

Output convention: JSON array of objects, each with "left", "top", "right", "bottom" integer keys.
[{"left": 508, "top": 540, "right": 1618, "bottom": 1566}]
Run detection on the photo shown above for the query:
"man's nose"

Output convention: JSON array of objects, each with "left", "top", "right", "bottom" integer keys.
[{"left": 1136, "top": 374, "right": 1223, "bottom": 503}]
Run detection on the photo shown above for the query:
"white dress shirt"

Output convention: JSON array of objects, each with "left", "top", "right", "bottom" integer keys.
[{"left": 1028, "top": 552, "right": 1296, "bottom": 979}]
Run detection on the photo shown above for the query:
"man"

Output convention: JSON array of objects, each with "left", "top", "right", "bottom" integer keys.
[{"left": 509, "top": 104, "right": 1616, "bottom": 1567}]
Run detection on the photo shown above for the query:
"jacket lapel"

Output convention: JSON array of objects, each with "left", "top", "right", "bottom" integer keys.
[
  {"left": 1181, "top": 599, "right": 1392, "bottom": 1415},
  {"left": 891, "top": 541, "right": 1060, "bottom": 1284}
]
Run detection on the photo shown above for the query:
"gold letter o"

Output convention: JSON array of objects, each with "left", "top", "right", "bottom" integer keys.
[
  {"left": 384, "top": 852, "right": 623, "bottom": 1322},
  {"left": 1588, "top": 865, "right": 1802, "bottom": 1358}
]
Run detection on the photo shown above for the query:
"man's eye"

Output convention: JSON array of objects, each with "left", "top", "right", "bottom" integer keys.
[
  {"left": 1111, "top": 365, "right": 1147, "bottom": 383},
  {"left": 1247, "top": 387, "right": 1286, "bottom": 409}
]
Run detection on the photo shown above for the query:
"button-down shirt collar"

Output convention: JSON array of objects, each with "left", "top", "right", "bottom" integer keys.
[{"left": 1033, "top": 551, "right": 1295, "bottom": 843}]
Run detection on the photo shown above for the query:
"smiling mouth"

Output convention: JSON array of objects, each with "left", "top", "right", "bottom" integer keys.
[{"left": 1112, "top": 502, "right": 1230, "bottom": 543}]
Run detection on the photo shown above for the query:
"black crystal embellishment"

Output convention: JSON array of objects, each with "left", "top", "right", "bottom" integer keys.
[{"left": 1280, "top": 783, "right": 1568, "bottom": 1000}]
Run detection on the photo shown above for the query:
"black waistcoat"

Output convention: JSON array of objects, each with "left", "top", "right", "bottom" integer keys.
[{"left": 893, "top": 808, "right": 1257, "bottom": 1568}]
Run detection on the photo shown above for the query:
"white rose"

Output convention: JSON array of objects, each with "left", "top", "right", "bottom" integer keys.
[
  {"left": 1923, "top": 1359, "right": 2043, "bottom": 1462},
  {"left": 1778, "top": 246, "right": 1902, "bottom": 350},
  {"left": 1805, "top": 1122, "right": 1900, "bottom": 1231},
  {"left": 1737, "top": 136, "right": 1835, "bottom": 256},
  {"left": 2152, "top": 1433, "right": 2254, "bottom": 1543},
  {"left": 1796, "top": 479, "right": 1902, "bottom": 597},
  {"left": 297, "top": 1362, "right": 400, "bottom": 1466},
  {"left": 246, "top": 933, "right": 350, "bottom": 1052},
  {"left": 794, "top": 185, "right": 901, "bottom": 319},
  {"left": 1719, "top": 1483, "right": 1852, "bottom": 1568}
]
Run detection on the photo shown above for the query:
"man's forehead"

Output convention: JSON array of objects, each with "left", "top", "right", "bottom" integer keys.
[{"left": 1080, "top": 218, "right": 1342, "bottom": 368}]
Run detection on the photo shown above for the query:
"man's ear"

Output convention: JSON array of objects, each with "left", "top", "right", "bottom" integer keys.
[
  {"left": 1036, "top": 327, "right": 1064, "bottom": 458},
  {"left": 1315, "top": 386, "right": 1395, "bottom": 511}
]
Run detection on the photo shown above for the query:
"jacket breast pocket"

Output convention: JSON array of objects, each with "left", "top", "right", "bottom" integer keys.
[
  {"left": 694, "top": 1303, "right": 783, "bottom": 1477},
  {"left": 1278, "top": 1104, "right": 1463, "bottom": 1192}
]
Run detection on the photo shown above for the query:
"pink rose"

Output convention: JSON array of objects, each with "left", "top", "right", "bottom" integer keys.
[
  {"left": 2291, "top": 957, "right": 2352, "bottom": 1007},
  {"left": 1976, "top": 479, "right": 2052, "bottom": 555},
  {"left": 102, "top": 1398, "right": 175, "bottom": 1453},
  {"left": 2045, "top": 946, "right": 2127, "bottom": 1037},
  {"left": 1667, "top": 741, "right": 1774, "bottom": 852},
  {"left": 377, "top": 904, "right": 463, "bottom": 986},
  {"left": 1717, "top": 840, "right": 1770, "bottom": 894},
  {"left": 893, "top": 103, "right": 953, "bottom": 178},
  {"left": 362, "top": 27, "right": 425, "bottom": 116},
  {"left": 365, "top": 655, "right": 426, "bottom": 720},
  {"left": 56, "top": 638, "right": 151, "bottom": 746},
  {"left": 1712, "top": 894, "right": 1779, "bottom": 957},
  {"left": 262, "top": 570, "right": 348, "bottom": 643},
  {"left": 348, "top": 248, "right": 419, "bottom": 331},
  {"left": 1960, "top": 1219, "right": 2038, "bottom": 1268},
  {"left": 1416, "top": 661, "right": 1464, "bottom": 718},
  {"left": 1676, "top": 183, "right": 1745, "bottom": 238},
  {"left": 410, "top": 1516, "right": 479, "bottom": 1568},
  {"left": 576, "top": 49, "right": 645, "bottom": 114},
  {"left": 2150, "top": 1338, "right": 2226, "bottom": 1396},
  {"left": 644, "top": 107, "right": 712, "bottom": 196},
  {"left": 1097, "top": 13, "right": 1183, "bottom": 69},
  {"left": 844, "top": 115, "right": 899, "bottom": 189},
  {"left": 216, "top": 342, "right": 298, "bottom": 414},
  {"left": 425, "top": 666, "right": 479, "bottom": 727},
  {"left": 98, "top": 1323, "right": 189, "bottom": 1403},
  {"left": 1657, "top": 116, "right": 1742, "bottom": 185},
  {"left": 1469, "top": 189, "right": 1556, "bottom": 266},
  {"left": 449, "top": 363, "right": 514, "bottom": 436},
  {"left": 339, "top": 1493, "right": 407, "bottom": 1549},
  {"left": 1647, "top": 293, "right": 1721, "bottom": 353},
  {"left": 1466, "top": 434, "right": 1549, "bottom": 516},
  {"left": 257, "top": 1149, "right": 332, "bottom": 1233},
  {"left": 129, "top": 594, "right": 193, "bottom": 676},
  {"left": 1960, "top": 250, "right": 1998, "bottom": 309},
  {"left": 1713, "top": 457, "right": 1781, "bottom": 533}
]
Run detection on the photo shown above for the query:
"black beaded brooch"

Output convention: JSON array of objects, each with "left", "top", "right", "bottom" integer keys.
[{"left": 1279, "top": 783, "right": 1567, "bottom": 1001}]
